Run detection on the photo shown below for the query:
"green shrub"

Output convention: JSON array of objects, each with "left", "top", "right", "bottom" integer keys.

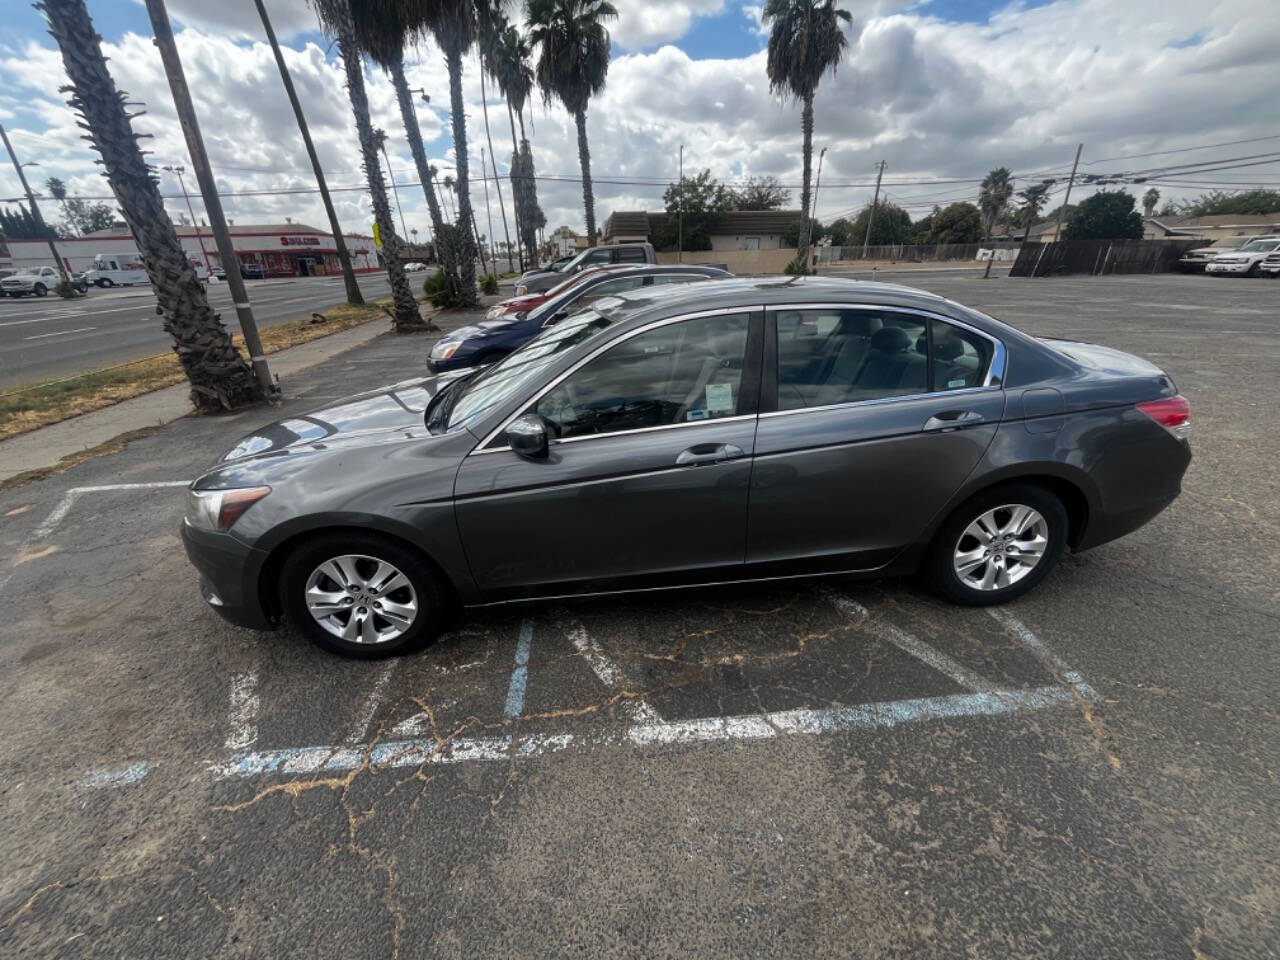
[
  {"left": 783, "top": 255, "right": 812, "bottom": 275},
  {"left": 54, "top": 280, "right": 81, "bottom": 298},
  {"left": 423, "top": 269, "right": 456, "bottom": 308},
  {"left": 480, "top": 273, "right": 499, "bottom": 295}
]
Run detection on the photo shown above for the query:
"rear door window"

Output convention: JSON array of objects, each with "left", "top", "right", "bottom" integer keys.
[
  {"left": 931, "top": 319, "right": 993, "bottom": 391},
  {"left": 615, "top": 246, "right": 648, "bottom": 263}
]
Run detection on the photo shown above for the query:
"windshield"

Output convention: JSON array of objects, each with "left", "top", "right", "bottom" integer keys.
[
  {"left": 1238, "top": 239, "right": 1280, "bottom": 252},
  {"left": 446, "top": 309, "right": 618, "bottom": 433},
  {"left": 1212, "top": 237, "right": 1246, "bottom": 249}
]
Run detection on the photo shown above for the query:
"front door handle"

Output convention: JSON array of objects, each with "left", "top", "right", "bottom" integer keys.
[
  {"left": 676, "top": 442, "right": 745, "bottom": 466},
  {"left": 923, "top": 409, "right": 985, "bottom": 432}
]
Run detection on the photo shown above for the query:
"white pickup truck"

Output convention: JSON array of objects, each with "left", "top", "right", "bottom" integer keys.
[{"left": 0, "top": 265, "right": 63, "bottom": 297}]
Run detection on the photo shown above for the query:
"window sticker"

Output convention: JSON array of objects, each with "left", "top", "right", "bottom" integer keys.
[
  {"left": 686, "top": 409, "right": 710, "bottom": 421},
  {"left": 705, "top": 382, "right": 734, "bottom": 413},
  {"left": 948, "top": 378, "right": 968, "bottom": 388}
]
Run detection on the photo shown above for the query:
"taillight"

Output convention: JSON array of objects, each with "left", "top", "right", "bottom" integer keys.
[{"left": 1137, "top": 395, "right": 1191, "bottom": 440}]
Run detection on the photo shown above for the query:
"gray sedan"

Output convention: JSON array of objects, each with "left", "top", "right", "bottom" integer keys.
[{"left": 182, "top": 277, "right": 1191, "bottom": 658}]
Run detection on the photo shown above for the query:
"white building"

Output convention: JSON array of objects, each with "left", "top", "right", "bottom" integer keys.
[{"left": 0, "top": 221, "right": 380, "bottom": 277}]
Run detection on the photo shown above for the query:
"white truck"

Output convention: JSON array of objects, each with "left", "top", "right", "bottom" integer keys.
[
  {"left": 82, "top": 253, "right": 150, "bottom": 288},
  {"left": 0, "top": 265, "right": 64, "bottom": 297}
]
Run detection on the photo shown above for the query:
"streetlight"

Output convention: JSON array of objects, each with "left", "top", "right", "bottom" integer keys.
[
  {"left": 0, "top": 124, "right": 69, "bottom": 283},
  {"left": 162, "top": 164, "right": 212, "bottom": 275}
]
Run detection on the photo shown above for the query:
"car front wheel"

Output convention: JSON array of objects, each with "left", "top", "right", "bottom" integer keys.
[
  {"left": 924, "top": 484, "right": 1068, "bottom": 606},
  {"left": 34, "top": 283, "right": 47, "bottom": 297},
  {"left": 280, "top": 533, "right": 443, "bottom": 658}
]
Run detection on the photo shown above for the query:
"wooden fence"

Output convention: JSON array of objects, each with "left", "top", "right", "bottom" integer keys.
[{"left": 1010, "top": 239, "right": 1199, "bottom": 277}]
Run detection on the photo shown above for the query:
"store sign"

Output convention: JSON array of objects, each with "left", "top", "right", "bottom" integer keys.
[{"left": 280, "top": 235, "right": 322, "bottom": 246}]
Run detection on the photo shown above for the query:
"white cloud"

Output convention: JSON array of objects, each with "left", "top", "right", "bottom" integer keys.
[{"left": 612, "top": 0, "right": 728, "bottom": 50}]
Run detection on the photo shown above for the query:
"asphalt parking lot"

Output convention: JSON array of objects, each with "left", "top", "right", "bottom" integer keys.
[{"left": 1, "top": 271, "right": 1276, "bottom": 958}]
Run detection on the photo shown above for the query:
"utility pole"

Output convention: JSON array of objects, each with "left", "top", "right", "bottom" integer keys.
[
  {"left": 145, "top": 0, "right": 273, "bottom": 396},
  {"left": 1, "top": 123, "right": 70, "bottom": 283},
  {"left": 806, "top": 146, "right": 826, "bottom": 259},
  {"left": 1053, "top": 143, "right": 1083, "bottom": 243},
  {"left": 862, "top": 159, "right": 886, "bottom": 257},
  {"left": 677, "top": 143, "right": 683, "bottom": 264},
  {"left": 380, "top": 136, "right": 408, "bottom": 240},
  {"left": 162, "top": 164, "right": 211, "bottom": 275},
  {"left": 256, "top": 0, "right": 362, "bottom": 304}
]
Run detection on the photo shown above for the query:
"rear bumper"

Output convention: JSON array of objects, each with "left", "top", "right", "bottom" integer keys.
[
  {"left": 181, "top": 521, "right": 275, "bottom": 631},
  {"left": 1076, "top": 435, "right": 1191, "bottom": 551}
]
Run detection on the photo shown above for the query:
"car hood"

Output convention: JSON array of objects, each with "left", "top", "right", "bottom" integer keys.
[
  {"left": 438, "top": 316, "right": 527, "bottom": 344},
  {"left": 212, "top": 371, "right": 469, "bottom": 468}
]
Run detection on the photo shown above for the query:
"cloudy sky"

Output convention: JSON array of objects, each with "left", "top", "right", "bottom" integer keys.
[{"left": 0, "top": 0, "right": 1276, "bottom": 244}]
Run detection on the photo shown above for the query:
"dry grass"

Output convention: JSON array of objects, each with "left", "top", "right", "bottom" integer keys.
[{"left": 0, "top": 298, "right": 402, "bottom": 441}]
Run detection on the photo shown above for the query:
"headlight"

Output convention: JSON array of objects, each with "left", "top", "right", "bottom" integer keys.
[
  {"left": 430, "top": 340, "right": 461, "bottom": 362},
  {"left": 185, "top": 486, "right": 271, "bottom": 532},
  {"left": 515, "top": 284, "right": 527, "bottom": 295}
]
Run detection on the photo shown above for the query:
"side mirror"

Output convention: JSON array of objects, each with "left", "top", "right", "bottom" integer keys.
[{"left": 506, "top": 414, "right": 549, "bottom": 459}]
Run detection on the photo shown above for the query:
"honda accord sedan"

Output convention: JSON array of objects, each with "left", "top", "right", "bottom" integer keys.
[{"left": 182, "top": 277, "right": 1191, "bottom": 658}]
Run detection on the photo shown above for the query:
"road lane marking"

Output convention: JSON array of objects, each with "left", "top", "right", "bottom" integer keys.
[
  {"left": 561, "top": 612, "right": 660, "bottom": 724},
  {"left": 226, "top": 672, "right": 260, "bottom": 751},
  {"left": 503, "top": 619, "right": 534, "bottom": 719},
  {"left": 987, "top": 608, "right": 1099, "bottom": 701},
  {"left": 77, "top": 761, "right": 153, "bottom": 789},
  {"left": 24, "top": 326, "right": 96, "bottom": 340},
  {"left": 820, "top": 586, "right": 999, "bottom": 693}
]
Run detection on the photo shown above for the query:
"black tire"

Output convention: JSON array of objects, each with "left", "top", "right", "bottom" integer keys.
[
  {"left": 33, "top": 283, "right": 47, "bottom": 297},
  {"left": 1245, "top": 263, "right": 1260, "bottom": 278},
  {"left": 923, "top": 483, "right": 1068, "bottom": 607},
  {"left": 99, "top": 277, "right": 114, "bottom": 287},
  {"left": 279, "top": 532, "right": 445, "bottom": 659}
]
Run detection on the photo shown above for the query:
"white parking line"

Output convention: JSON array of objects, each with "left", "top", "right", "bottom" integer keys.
[
  {"left": 820, "top": 586, "right": 999, "bottom": 693},
  {"left": 503, "top": 619, "right": 534, "bottom": 719},
  {"left": 987, "top": 608, "right": 1100, "bottom": 701},
  {"left": 210, "top": 686, "right": 1078, "bottom": 781},
  {"left": 561, "top": 613, "right": 660, "bottom": 724},
  {"left": 346, "top": 661, "right": 396, "bottom": 743},
  {"left": 225, "top": 672, "right": 260, "bottom": 751}
]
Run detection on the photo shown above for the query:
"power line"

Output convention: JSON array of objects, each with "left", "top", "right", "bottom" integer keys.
[{"left": 1080, "top": 133, "right": 1280, "bottom": 166}]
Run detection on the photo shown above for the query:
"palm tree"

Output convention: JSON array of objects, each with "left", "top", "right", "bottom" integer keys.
[
  {"left": 490, "top": 24, "right": 542, "bottom": 267},
  {"left": 762, "top": 0, "right": 851, "bottom": 267},
  {"left": 1015, "top": 181, "right": 1051, "bottom": 241},
  {"left": 978, "top": 167, "right": 1014, "bottom": 239},
  {"left": 344, "top": 0, "right": 461, "bottom": 300},
  {"left": 396, "top": 0, "right": 481, "bottom": 305},
  {"left": 38, "top": 0, "right": 262, "bottom": 410},
  {"left": 475, "top": 0, "right": 515, "bottom": 273},
  {"left": 442, "top": 174, "right": 457, "bottom": 220},
  {"left": 527, "top": 0, "right": 617, "bottom": 247},
  {"left": 1142, "top": 187, "right": 1160, "bottom": 219},
  {"left": 255, "top": 0, "right": 363, "bottom": 304},
  {"left": 314, "top": 0, "right": 427, "bottom": 331}
]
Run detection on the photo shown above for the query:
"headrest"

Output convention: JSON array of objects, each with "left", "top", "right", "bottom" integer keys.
[
  {"left": 934, "top": 339, "right": 964, "bottom": 360},
  {"left": 839, "top": 314, "right": 883, "bottom": 337},
  {"left": 870, "top": 326, "right": 912, "bottom": 353}
]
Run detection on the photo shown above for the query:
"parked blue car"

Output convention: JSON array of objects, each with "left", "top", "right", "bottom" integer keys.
[{"left": 427, "top": 264, "right": 731, "bottom": 373}]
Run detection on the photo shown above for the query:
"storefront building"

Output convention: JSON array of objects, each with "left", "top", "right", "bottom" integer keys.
[{"left": 0, "top": 222, "right": 380, "bottom": 277}]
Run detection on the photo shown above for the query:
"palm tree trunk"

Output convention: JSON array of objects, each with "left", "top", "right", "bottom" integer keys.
[
  {"left": 330, "top": 11, "right": 425, "bottom": 331},
  {"left": 478, "top": 67, "right": 513, "bottom": 275},
  {"left": 516, "top": 111, "right": 539, "bottom": 266},
  {"left": 41, "top": 0, "right": 262, "bottom": 411},
  {"left": 504, "top": 101, "right": 525, "bottom": 272},
  {"left": 388, "top": 59, "right": 459, "bottom": 295},
  {"left": 445, "top": 45, "right": 479, "bottom": 305},
  {"left": 574, "top": 108, "right": 596, "bottom": 247},
  {"left": 254, "top": 0, "right": 362, "bottom": 305},
  {"left": 798, "top": 92, "right": 814, "bottom": 265}
]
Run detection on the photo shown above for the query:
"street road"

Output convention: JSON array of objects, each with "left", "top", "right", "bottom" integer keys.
[{"left": 0, "top": 272, "right": 397, "bottom": 389}]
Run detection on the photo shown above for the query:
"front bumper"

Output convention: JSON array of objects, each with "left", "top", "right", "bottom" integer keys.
[
  {"left": 1204, "top": 261, "right": 1255, "bottom": 274},
  {"left": 181, "top": 520, "right": 275, "bottom": 630}
]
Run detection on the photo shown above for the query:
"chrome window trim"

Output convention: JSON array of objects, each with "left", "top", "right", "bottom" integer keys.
[
  {"left": 758, "top": 384, "right": 1000, "bottom": 420},
  {"left": 767, "top": 301, "right": 1007, "bottom": 388},
  {"left": 471, "top": 304, "right": 764, "bottom": 454}
]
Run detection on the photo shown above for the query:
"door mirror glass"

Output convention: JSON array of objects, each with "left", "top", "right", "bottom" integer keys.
[{"left": 506, "top": 413, "right": 549, "bottom": 459}]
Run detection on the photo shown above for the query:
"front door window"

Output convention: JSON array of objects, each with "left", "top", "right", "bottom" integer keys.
[{"left": 534, "top": 312, "right": 752, "bottom": 439}]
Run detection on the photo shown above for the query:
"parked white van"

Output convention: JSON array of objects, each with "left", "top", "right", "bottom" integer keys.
[{"left": 83, "top": 253, "right": 149, "bottom": 288}]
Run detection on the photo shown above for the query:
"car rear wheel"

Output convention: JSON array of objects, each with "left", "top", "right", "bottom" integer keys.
[
  {"left": 34, "top": 283, "right": 47, "bottom": 297},
  {"left": 280, "top": 533, "right": 444, "bottom": 659},
  {"left": 97, "top": 278, "right": 114, "bottom": 287},
  {"left": 924, "top": 484, "right": 1068, "bottom": 606}
]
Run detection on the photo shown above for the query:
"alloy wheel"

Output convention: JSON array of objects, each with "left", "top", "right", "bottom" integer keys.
[
  {"left": 952, "top": 503, "right": 1049, "bottom": 592},
  {"left": 304, "top": 554, "right": 419, "bottom": 644}
]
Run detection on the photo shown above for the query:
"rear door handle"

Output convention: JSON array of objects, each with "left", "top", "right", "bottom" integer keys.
[
  {"left": 676, "top": 442, "right": 745, "bottom": 466},
  {"left": 923, "top": 410, "right": 985, "bottom": 432}
]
